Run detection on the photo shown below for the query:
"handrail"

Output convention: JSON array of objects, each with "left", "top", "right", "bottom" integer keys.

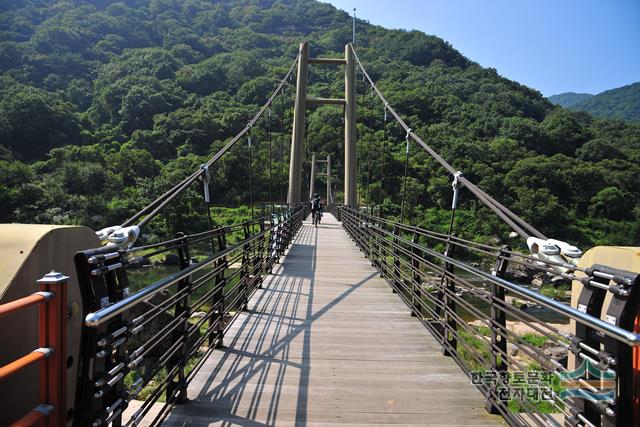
[
  {"left": 122, "top": 53, "right": 300, "bottom": 230},
  {"left": 348, "top": 43, "right": 546, "bottom": 241},
  {"left": 339, "top": 206, "right": 640, "bottom": 426},
  {"left": 73, "top": 206, "right": 306, "bottom": 426},
  {"left": 373, "top": 221, "right": 640, "bottom": 347},
  {"left": 0, "top": 271, "right": 68, "bottom": 427},
  {"left": 85, "top": 227, "right": 271, "bottom": 328},
  {"left": 125, "top": 211, "right": 279, "bottom": 254},
  {"left": 344, "top": 206, "right": 640, "bottom": 345}
]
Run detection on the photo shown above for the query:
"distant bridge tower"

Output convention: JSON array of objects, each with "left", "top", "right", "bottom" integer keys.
[
  {"left": 308, "top": 153, "right": 333, "bottom": 203},
  {"left": 309, "top": 152, "right": 316, "bottom": 199},
  {"left": 287, "top": 42, "right": 356, "bottom": 206}
]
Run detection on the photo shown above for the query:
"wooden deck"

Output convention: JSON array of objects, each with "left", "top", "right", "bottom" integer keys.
[{"left": 163, "top": 214, "right": 504, "bottom": 426}]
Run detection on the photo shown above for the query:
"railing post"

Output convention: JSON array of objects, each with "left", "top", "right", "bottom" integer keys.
[
  {"left": 277, "top": 213, "right": 285, "bottom": 257},
  {"left": 380, "top": 219, "right": 392, "bottom": 279},
  {"left": 209, "top": 229, "right": 227, "bottom": 349},
  {"left": 410, "top": 231, "right": 422, "bottom": 317},
  {"left": 351, "top": 209, "right": 357, "bottom": 240},
  {"left": 352, "top": 210, "right": 359, "bottom": 246},
  {"left": 240, "top": 224, "right": 251, "bottom": 311},
  {"left": 281, "top": 212, "right": 291, "bottom": 251},
  {"left": 357, "top": 211, "right": 364, "bottom": 250},
  {"left": 167, "top": 233, "right": 192, "bottom": 404},
  {"left": 281, "top": 213, "right": 287, "bottom": 246},
  {"left": 356, "top": 210, "right": 363, "bottom": 248},
  {"left": 376, "top": 218, "right": 386, "bottom": 277},
  {"left": 576, "top": 266, "right": 640, "bottom": 427},
  {"left": 268, "top": 215, "right": 278, "bottom": 269},
  {"left": 570, "top": 267, "right": 609, "bottom": 425},
  {"left": 485, "top": 245, "right": 510, "bottom": 414},
  {"left": 342, "top": 208, "right": 351, "bottom": 236},
  {"left": 363, "top": 215, "right": 371, "bottom": 258},
  {"left": 296, "top": 206, "right": 303, "bottom": 233},
  {"left": 256, "top": 219, "right": 266, "bottom": 288},
  {"left": 73, "top": 245, "right": 131, "bottom": 426},
  {"left": 441, "top": 239, "right": 457, "bottom": 356},
  {"left": 369, "top": 216, "right": 379, "bottom": 268},
  {"left": 602, "top": 271, "right": 640, "bottom": 427},
  {"left": 37, "top": 271, "right": 69, "bottom": 427},
  {"left": 391, "top": 226, "right": 400, "bottom": 294}
]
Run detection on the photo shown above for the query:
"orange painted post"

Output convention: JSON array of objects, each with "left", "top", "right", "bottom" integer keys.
[{"left": 37, "top": 271, "right": 68, "bottom": 427}]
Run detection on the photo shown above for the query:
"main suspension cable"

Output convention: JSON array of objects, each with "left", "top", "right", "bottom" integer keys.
[
  {"left": 348, "top": 44, "right": 545, "bottom": 240},
  {"left": 122, "top": 53, "right": 299, "bottom": 229}
]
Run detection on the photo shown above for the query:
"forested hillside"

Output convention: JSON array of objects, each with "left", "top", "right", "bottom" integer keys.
[
  {"left": 548, "top": 92, "right": 593, "bottom": 108},
  {"left": 570, "top": 83, "right": 640, "bottom": 123},
  {"left": 1, "top": 0, "right": 639, "bottom": 248},
  {"left": 549, "top": 83, "right": 640, "bottom": 123}
]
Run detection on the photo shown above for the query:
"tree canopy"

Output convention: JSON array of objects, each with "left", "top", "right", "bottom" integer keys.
[{"left": 1, "top": 0, "right": 639, "bottom": 248}]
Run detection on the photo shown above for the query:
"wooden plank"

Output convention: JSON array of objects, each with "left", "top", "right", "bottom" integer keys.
[
  {"left": 165, "top": 410, "right": 503, "bottom": 427},
  {"left": 158, "top": 215, "right": 504, "bottom": 426}
]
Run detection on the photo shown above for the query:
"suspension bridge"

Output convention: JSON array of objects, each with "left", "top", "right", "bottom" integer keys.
[{"left": 1, "top": 42, "right": 639, "bottom": 427}]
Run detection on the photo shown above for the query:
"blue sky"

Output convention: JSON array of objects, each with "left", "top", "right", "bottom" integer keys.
[{"left": 322, "top": 0, "right": 640, "bottom": 96}]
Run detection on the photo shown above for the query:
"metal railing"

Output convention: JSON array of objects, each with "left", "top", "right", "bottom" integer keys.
[
  {"left": 339, "top": 206, "right": 639, "bottom": 427},
  {"left": 72, "top": 206, "right": 305, "bottom": 427},
  {"left": 0, "top": 271, "right": 69, "bottom": 426}
]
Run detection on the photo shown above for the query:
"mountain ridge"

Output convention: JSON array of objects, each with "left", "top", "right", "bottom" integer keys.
[
  {"left": 549, "top": 82, "right": 640, "bottom": 123},
  {"left": 0, "top": 0, "right": 639, "bottom": 247},
  {"left": 548, "top": 92, "right": 593, "bottom": 108}
]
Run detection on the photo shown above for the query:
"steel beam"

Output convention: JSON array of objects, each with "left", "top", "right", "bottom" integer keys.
[
  {"left": 308, "top": 57, "right": 347, "bottom": 65},
  {"left": 344, "top": 43, "right": 357, "bottom": 207},
  {"left": 306, "top": 97, "right": 346, "bottom": 105},
  {"left": 287, "top": 42, "right": 309, "bottom": 205}
]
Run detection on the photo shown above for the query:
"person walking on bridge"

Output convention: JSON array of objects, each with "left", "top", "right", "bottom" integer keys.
[{"left": 310, "top": 192, "right": 323, "bottom": 227}]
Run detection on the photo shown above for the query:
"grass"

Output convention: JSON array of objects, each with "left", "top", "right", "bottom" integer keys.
[
  {"left": 124, "top": 261, "right": 261, "bottom": 403},
  {"left": 520, "top": 333, "right": 547, "bottom": 348},
  {"left": 507, "top": 362, "right": 565, "bottom": 414},
  {"left": 539, "top": 284, "right": 570, "bottom": 301},
  {"left": 458, "top": 326, "right": 491, "bottom": 372},
  {"left": 125, "top": 349, "right": 205, "bottom": 402},
  {"left": 475, "top": 325, "right": 491, "bottom": 336},
  {"left": 121, "top": 210, "right": 274, "bottom": 406},
  {"left": 127, "top": 265, "right": 180, "bottom": 292},
  {"left": 455, "top": 325, "right": 564, "bottom": 415}
]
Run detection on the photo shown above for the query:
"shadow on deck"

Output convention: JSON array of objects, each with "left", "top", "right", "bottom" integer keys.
[{"left": 161, "top": 215, "right": 504, "bottom": 426}]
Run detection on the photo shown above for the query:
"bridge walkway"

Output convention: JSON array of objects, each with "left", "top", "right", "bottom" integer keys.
[{"left": 163, "top": 214, "right": 503, "bottom": 426}]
